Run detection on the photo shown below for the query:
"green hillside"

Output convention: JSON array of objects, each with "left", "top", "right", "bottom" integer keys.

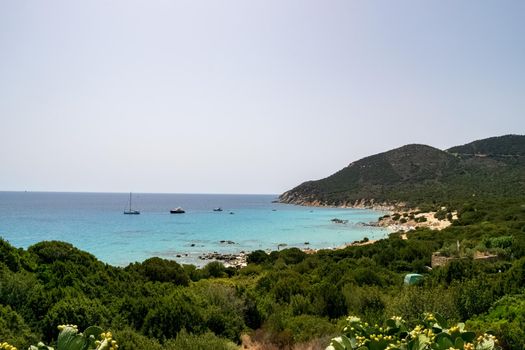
[
  {"left": 448, "top": 134, "right": 525, "bottom": 157},
  {"left": 279, "top": 135, "right": 525, "bottom": 208}
]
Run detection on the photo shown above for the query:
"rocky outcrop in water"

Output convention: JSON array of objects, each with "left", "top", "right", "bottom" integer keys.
[{"left": 198, "top": 251, "right": 247, "bottom": 268}]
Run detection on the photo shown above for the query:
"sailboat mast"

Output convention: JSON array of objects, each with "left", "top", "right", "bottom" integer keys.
[{"left": 129, "top": 192, "right": 132, "bottom": 211}]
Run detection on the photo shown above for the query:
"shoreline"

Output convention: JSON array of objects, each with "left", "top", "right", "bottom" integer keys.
[
  {"left": 198, "top": 238, "right": 382, "bottom": 268},
  {"left": 201, "top": 206, "right": 456, "bottom": 268},
  {"left": 192, "top": 202, "right": 393, "bottom": 268},
  {"left": 278, "top": 199, "right": 457, "bottom": 232},
  {"left": 191, "top": 203, "right": 395, "bottom": 267}
]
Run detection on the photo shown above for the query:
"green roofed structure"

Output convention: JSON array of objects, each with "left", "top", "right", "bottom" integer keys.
[{"left": 404, "top": 273, "right": 424, "bottom": 285}]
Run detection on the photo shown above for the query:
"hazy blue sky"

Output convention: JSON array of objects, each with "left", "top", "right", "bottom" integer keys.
[{"left": 1, "top": 1, "right": 524, "bottom": 194}]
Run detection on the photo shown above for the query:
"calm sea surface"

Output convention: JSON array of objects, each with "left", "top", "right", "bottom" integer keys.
[{"left": 0, "top": 192, "right": 389, "bottom": 266}]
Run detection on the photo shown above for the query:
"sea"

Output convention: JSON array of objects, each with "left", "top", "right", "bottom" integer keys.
[{"left": 0, "top": 192, "right": 389, "bottom": 267}]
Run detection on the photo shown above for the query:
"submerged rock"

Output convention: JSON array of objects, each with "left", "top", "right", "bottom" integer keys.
[{"left": 219, "top": 240, "right": 236, "bottom": 244}]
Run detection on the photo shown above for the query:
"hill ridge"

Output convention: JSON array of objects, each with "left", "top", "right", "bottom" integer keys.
[{"left": 279, "top": 134, "right": 525, "bottom": 208}]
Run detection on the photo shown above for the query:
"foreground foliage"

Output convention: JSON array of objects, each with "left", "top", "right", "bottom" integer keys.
[
  {"left": 28, "top": 325, "right": 117, "bottom": 350},
  {"left": 327, "top": 314, "right": 499, "bottom": 350}
]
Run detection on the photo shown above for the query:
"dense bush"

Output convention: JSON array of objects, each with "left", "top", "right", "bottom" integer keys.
[
  {"left": 42, "top": 295, "right": 108, "bottom": 340},
  {"left": 141, "top": 289, "right": 204, "bottom": 340},
  {"left": 131, "top": 257, "right": 189, "bottom": 285},
  {"left": 0, "top": 239, "right": 22, "bottom": 272},
  {"left": 165, "top": 329, "right": 238, "bottom": 350},
  {"left": 467, "top": 295, "right": 525, "bottom": 350},
  {"left": 0, "top": 304, "right": 38, "bottom": 349},
  {"left": 247, "top": 250, "right": 269, "bottom": 264}
]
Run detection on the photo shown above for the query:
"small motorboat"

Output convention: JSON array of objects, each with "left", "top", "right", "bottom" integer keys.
[
  {"left": 170, "top": 207, "right": 185, "bottom": 214},
  {"left": 213, "top": 207, "right": 223, "bottom": 212}
]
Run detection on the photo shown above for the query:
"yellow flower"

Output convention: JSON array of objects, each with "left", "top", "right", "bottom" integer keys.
[
  {"left": 347, "top": 316, "right": 361, "bottom": 323},
  {"left": 449, "top": 326, "right": 460, "bottom": 333}
]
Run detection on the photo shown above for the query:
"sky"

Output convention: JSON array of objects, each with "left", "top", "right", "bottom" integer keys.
[{"left": 1, "top": 0, "right": 524, "bottom": 194}]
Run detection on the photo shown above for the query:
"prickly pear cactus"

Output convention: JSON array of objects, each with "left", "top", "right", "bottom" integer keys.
[
  {"left": 28, "top": 325, "right": 118, "bottom": 350},
  {"left": 28, "top": 342, "right": 53, "bottom": 350},
  {"left": 326, "top": 313, "right": 500, "bottom": 350}
]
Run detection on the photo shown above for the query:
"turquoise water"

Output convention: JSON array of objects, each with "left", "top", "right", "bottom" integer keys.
[{"left": 0, "top": 192, "right": 389, "bottom": 266}]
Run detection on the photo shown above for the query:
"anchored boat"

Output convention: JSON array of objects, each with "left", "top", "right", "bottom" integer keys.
[{"left": 123, "top": 193, "right": 140, "bottom": 215}]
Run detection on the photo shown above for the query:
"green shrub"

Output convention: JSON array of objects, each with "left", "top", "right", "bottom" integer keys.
[
  {"left": 385, "top": 286, "right": 459, "bottom": 325},
  {"left": 194, "top": 282, "right": 246, "bottom": 341},
  {"left": 435, "top": 210, "right": 448, "bottom": 220},
  {"left": 164, "top": 329, "right": 238, "bottom": 350},
  {"left": 202, "top": 261, "right": 227, "bottom": 278},
  {"left": 141, "top": 289, "right": 204, "bottom": 340},
  {"left": 238, "top": 263, "right": 263, "bottom": 276},
  {"left": 467, "top": 294, "right": 525, "bottom": 350},
  {"left": 456, "top": 278, "right": 497, "bottom": 319},
  {"left": 343, "top": 285, "right": 386, "bottom": 325},
  {"left": 0, "top": 267, "right": 46, "bottom": 321},
  {"left": 482, "top": 236, "right": 513, "bottom": 250},
  {"left": 134, "top": 257, "right": 189, "bottom": 285},
  {"left": 29, "top": 241, "right": 97, "bottom": 265},
  {"left": 284, "top": 315, "right": 336, "bottom": 343},
  {"left": 42, "top": 295, "right": 108, "bottom": 341},
  {"left": 112, "top": 328, "right": 163, "bottom": 350},
  {"left": 276, "top": 248, "right": 307, "bottom": 265},
  {"left": 0, "top": 304, "right": 38, "bottom": 349},
  {"left": 247, "top": 250, "right": 269, "bottom": 264},
  {"left": 0, "top": 238, "right": 21, "bottom": 272}
]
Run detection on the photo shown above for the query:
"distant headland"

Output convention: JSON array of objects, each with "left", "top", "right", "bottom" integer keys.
[{"left": 279, "top": 134, "right": 525, "bottom": 209}]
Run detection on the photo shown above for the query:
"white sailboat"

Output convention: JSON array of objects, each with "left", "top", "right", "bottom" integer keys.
[{"left": 123, "top": 192, "right": 140, "bottom": 215}]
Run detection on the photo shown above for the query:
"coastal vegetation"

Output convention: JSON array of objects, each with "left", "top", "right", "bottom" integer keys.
[
  {"left": 1, "top": 135, "right": 524, "bottom": 349},
  {"left": 0, "top": 196, "right": 524, "bottom": 349}
]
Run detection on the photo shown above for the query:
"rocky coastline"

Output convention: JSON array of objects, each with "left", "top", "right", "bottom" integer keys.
[
  {"left": 278, "top": 193, "right": 456, "bottom": 232},
  {"left": 278, "top": 191, "right": 401, "bottom": 212}
]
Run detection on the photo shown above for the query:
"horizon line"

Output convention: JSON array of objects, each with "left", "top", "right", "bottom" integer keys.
[{"left": 0, "top": 189, "right": 280, "bottom": 196}]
